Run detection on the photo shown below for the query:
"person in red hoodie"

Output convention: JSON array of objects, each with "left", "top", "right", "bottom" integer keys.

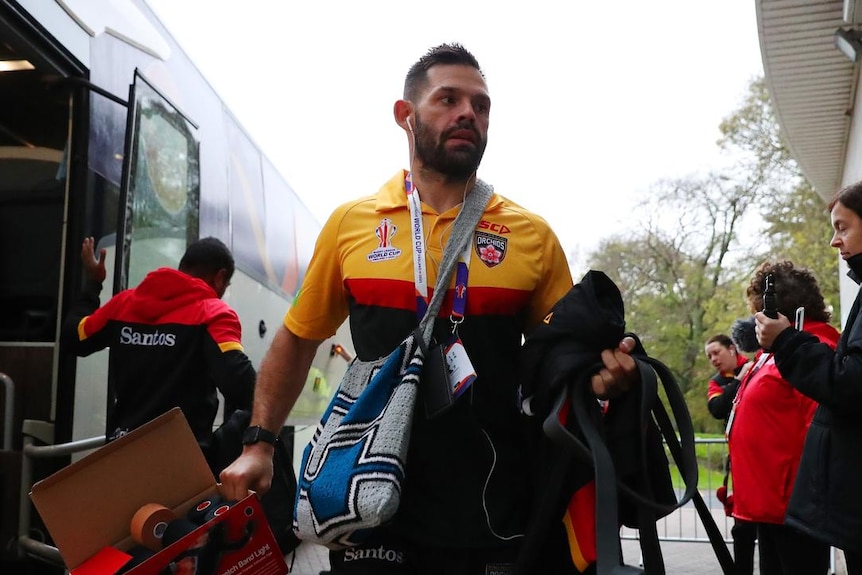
[
  {"left": 61, "top": 236, "right": 255, "bottom": 450},
  {"left": 62, "top": 236, "right": 305, "bottom": 555},
  {"left": 727, "top": 260, "right": 839, "bottom": 575},
  {"left": 704, "top": 333, "right": 756, "bottom": 574}
]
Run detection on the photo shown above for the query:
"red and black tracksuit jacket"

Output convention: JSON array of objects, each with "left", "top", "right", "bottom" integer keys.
[{"left": 61, "top": 267, "right": 254, "bottom": 444}]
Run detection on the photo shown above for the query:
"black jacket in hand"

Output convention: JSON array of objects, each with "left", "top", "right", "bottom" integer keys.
[{"left": 516, "top": 270, "right": 674, "bottom": 573}]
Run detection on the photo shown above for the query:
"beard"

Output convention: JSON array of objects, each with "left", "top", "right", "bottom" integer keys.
[{"left": 413, "top": 118, "right": 487, "bottom": 181}]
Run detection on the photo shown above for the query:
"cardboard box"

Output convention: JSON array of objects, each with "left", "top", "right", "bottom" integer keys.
[{"left": 29, "top": 408, "right": 289, "bottom": 575}]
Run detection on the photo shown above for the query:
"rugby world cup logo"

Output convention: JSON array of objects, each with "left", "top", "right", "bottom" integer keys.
[{"left": 367, "top": 218, "right": 402, "bottom": 262}]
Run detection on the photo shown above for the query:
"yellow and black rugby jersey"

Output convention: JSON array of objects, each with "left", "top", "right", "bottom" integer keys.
[
  {"left": 286, "top": 170, "right": 574, "bottom": 546},
  {"left": 286, "top": 170, "right": 572, "bottom": 352}
]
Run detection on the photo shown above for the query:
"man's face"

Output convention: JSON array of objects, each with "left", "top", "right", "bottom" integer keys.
[
  {"left": 831, "top": 201, "right": 862, "bottom": 260},
  {"left": 411, "top": 64, "right": 490, "bottom": 181},
  {"left": 705, "top": 341, "right": 736, "bottom": 373},
  {"left": 209, "top": 268, "right": 231, "bottom": 299}
]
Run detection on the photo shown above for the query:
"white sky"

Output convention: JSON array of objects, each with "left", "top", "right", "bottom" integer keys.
[{"left": 145, "top": 0, "right": 764, "bottom": 267}]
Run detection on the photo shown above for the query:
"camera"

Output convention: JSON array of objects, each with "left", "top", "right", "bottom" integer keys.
[{"left": 763, "top": 273, "right": 778, "bottom": 319}]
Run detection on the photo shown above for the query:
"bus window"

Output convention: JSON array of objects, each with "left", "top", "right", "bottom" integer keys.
[{"left": 118, "top": 70, "right": 199, "bottom": 291}]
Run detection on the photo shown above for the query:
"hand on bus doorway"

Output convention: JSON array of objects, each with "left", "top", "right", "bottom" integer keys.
[{"left": 81, "top": 236, "right": 107, "bottom": 285}]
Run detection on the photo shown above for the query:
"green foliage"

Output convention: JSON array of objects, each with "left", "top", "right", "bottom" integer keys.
[
  {"left": 587, "top": 75, "right": 840, "bottom": 431},
  {"left": 589, "top": 171, "right": 760, "bottom": 397},
  {"left": 758, "top": 180, "right": 840, "bottom": 325},
  {"left": 667, "top": 435, "right": 728, "bottom": 491},
  {"left": 718, "top": 76, "right": 839, "bottom": 325}
]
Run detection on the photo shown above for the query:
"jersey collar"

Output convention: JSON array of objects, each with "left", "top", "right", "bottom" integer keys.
[{"left": 375, "top": 169, "right": 501, "bottom": 214}]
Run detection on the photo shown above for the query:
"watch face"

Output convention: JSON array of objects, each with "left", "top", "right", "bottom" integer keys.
[
  {"left": 242, "top": 426, "right": 259, "bottom": 444},
  {"left": 243, "top": 426, "right": 276, "bottom": 445}
]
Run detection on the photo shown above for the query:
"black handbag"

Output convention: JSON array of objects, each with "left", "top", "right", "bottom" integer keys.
[
  {"left": 515, "top": 271, "right": 735, "bottom": 575},
  {"left": 206, "top": 409, "right": 300, "bottom": 555}
]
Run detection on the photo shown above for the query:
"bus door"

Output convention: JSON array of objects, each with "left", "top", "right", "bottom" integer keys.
[
  {"left": 71, "top": 70, "right": 200, "bottom": 442},
  {"left": 0, "top": 2, "right": 89, "bottom": 565}
]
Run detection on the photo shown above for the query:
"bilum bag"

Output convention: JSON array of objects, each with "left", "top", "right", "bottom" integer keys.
[{"left": 293, "top": 180, "right": 493, "bottom": 549}]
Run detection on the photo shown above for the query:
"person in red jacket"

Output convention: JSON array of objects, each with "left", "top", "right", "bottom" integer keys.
[
  {"left": 704, "top": 333, "right": 756, "bottom": 575},
  {"left": 727, "top": 260, "right": 839, "bottom": 575},
  {"left": 705, "top": 334, "right": 750, "bottom": 420},
  {"left": 62, "top": 236, "right": 305, "bottom": 555},
  {"left": 61, "top": 236, "right": 255, "bottom": 452}
]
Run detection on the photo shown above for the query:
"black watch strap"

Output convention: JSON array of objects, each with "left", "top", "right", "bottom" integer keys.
[{"left": 242, "top": 425, "right": 279, "bottom": 446}]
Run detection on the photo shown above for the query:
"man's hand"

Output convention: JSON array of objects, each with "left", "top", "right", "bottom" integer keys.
[
  {"left": 219, "top": 444, "right": 275, "bottom": 501},
  {"left": 754, "top": 311, "right": 792, "bottom": 350},
  {"left": 591, "top": 336, "right": 637, "bottom": 399},
  {"left": 736, "top": 359, "right": 756, "bottom": 381},
  {"left": 81, "top": 237, "right": 107, "bottom": 285}
]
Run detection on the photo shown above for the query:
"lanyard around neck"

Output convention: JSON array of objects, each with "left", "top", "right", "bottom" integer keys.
[{"left": 405, "top": 171, "right": 471, "bottom": 321}]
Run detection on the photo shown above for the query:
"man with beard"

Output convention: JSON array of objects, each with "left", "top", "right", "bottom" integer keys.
[{"left": 220, "top": 43, "right": 636, "bottom": 575}]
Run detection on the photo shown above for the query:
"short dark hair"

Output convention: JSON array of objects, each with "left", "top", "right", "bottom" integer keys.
[
  {"left": 829, "top": 179, "right": 862, "bottom": 217},
  {"left": 746, "top": 260, "right": 830, "bottom": 323},
  {"left": 179, "top": 236, "right": 234, "bottom": 281},
  {"left": 706, "top": 334, "right": 734, "bottom": 349},
  {"left": 403, "top": 43, "right": 484, "bottom": 101}
]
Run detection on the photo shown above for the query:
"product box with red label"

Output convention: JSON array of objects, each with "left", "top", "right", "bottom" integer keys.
[{"left": 29, "top": 408, "right": 289, "bottom": 574}]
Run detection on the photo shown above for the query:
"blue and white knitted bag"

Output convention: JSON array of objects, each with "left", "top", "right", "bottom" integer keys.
[{"left": 293, "top": 331, "right": 423, "bottom": 548}]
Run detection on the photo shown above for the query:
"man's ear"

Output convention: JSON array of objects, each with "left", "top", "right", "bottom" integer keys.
[
  {"left": 212, "top": 268, "right": 231, "bottom": 298},
  {"left": 394, "top": 99, "right": 413, "bottom": 132}
]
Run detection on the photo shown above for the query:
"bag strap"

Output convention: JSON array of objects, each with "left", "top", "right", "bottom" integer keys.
[
  {"left": 636, "top": 357, "right": 736, "bottom": 575},
  {"left": 543, "top": 365, "right": 644, "bottom": 575},
  {"left": 541, "top": 356, "right": 735, "bottom": 575},
  {"left": 416, "top": 179, "right": 493, "bottom": 347}
]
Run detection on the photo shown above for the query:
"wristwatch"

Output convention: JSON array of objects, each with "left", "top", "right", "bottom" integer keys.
[{"left": 242, "top": 425, "right": 279, "bottom": 447}]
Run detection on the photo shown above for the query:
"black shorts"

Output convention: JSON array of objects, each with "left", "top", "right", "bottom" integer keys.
[
  {"left": 327, "top": 529, "right": 577, "bottom": 575},
  {"left": 329, "top": 539, "right": 518, "bottom": 575}
]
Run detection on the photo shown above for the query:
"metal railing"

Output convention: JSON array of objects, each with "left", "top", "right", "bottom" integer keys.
[
  {"left": 1, "top": 372, "right": 13, "bottom": 451},
  {"left": 620, "top": 437, "right": 733, "bottom": 544},
  {"left": 17, "top": 419, "right": 105, "bottom": 568},
  {"left": 620, "top": 436, "right": 840, "bottom": 574}
]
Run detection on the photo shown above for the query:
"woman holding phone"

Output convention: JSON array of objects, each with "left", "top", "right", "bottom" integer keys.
[
  {"left": 730, "top": 260, "right": 838, "bottom": 575},
  {"left": 756, "top": 180, "right": 862, "bottom": 574}
]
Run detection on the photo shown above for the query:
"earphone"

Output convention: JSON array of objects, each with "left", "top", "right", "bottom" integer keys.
[{"left": 406, "top": 116, "right": 414, "bottom": 133}]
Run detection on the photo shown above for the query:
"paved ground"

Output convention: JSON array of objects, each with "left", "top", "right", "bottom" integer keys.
[
  {"left": 287, "top": 541, "right": 329, "bottom": 574},
  {"left": 285, "top": 539, "right": 738, "bottom": 575},
  {"left": 284, "top": 499, "right": 740, "bottom": 574},
  {"left": 283, "top": 500, "right": 849, "bottom": 574},
  {"left": 287, "top": 539, "right": 849, "bottom": 575}
]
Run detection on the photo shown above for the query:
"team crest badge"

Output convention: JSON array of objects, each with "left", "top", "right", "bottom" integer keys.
[
  {"left": 367, "top": 218, "right": 402, "bottom": 262},
  {"left": 475, "top": 231, "right": 507, "bottom": 267}
]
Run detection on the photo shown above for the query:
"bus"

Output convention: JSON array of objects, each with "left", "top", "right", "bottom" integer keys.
[{"left": 0, "top": 0, "right": 351, "bottom": 570}]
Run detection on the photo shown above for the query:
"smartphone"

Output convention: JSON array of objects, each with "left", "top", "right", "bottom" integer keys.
[{"left": 763, "top": 273, "right": 778, "bottom": 319}]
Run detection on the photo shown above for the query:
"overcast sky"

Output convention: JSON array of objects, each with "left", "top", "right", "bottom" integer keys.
[{"left": 145, "top": 0, "right": 764, "bottom": 268}]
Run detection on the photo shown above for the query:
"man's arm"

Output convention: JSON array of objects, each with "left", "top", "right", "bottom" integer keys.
[
  {"left": 219, "top": 324, "right": 322, "bottom": 499},
  {"left": 706, "top": 360, "right": 752, "bottom": 419},
  {"left": 707, "top": 378, "right": 740, "bottom": 420},
  {"left": 60, "top": 237, "right": 107, "bottom": 352},
  {"left": 206, "top": 306, "right": 256, "bottom": 412},
  {"left": 211, "top": 348, "right": 256, "bottom": 413}
]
